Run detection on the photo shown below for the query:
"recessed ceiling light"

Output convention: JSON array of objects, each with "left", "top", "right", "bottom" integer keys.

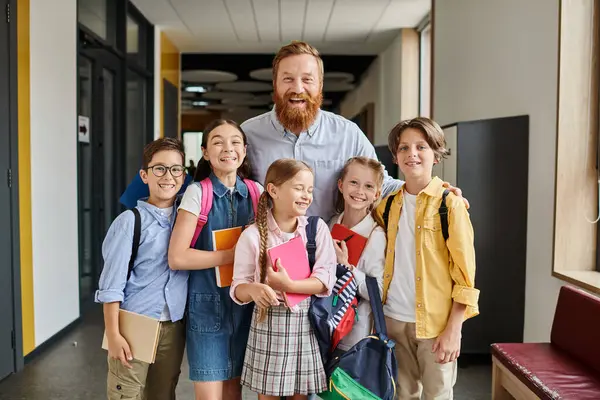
[{"left": 185, "top": 86, "right": 208, "bottom": 93}]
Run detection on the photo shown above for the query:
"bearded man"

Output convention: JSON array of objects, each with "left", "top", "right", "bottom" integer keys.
[{"left": 243, "top": 41, "right": 403, "bottom": 220}]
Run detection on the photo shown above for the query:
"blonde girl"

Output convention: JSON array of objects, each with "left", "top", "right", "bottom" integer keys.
[{"left": 329, "top": 156, "right": 387, "bottom": 352}]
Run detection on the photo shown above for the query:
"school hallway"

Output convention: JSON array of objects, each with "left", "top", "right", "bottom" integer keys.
[
  {"left": 4, "top": 0, "right": 593, "bottom": 398},
  {"left": 0, "top": 305, "right": 492, "bottom": 400}
]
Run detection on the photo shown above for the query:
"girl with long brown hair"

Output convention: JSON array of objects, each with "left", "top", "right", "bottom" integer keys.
[{"left": 168, "top": 119, "right": 262, "bottom": 400}]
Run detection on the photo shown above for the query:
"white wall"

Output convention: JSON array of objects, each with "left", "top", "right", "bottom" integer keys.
[
  {"left": 341, "top": 56, "right": 381, "bottom": 141},
  {"left": 433, "top": 0, "right": 562, "bottom": 342},
  {"left": 380, "top": 33, "right": 405, "bottom": 140},
  {"left": 340, "top": 32, "right": 406, "bottom": 145},
  {"left": 30, "top": 0, "right": 79, "bottom": 345}
]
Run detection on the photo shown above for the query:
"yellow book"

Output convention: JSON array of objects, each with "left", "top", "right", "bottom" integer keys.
[
  {"left": 101, "top": 309, "right": 161, "bottom": 364},
  {"left": 212, "top": 226, "right": 243, "bottom": 287}
]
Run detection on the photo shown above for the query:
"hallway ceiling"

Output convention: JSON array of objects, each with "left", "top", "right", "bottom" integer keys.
[
  {"left": 131, "top": 0, "right": 430, "bottom": 117},
  {"left": 131, "top": 0, "right": 431, "bottom": 54},
  {"left": 179, "top": 53, "right": 377, "bottom": 113}
]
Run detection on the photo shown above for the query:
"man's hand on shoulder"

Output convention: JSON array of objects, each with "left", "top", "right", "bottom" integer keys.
[{"left": 442, "top": 182, "right": 470, "bottom": 209}]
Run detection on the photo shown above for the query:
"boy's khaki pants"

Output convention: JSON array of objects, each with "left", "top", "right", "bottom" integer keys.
[
  {"left": 107, "top": 320, "right": 185, "bottom": 400},
  {"left": 385, "top": 318, "right": 457, "bottom": 400}
]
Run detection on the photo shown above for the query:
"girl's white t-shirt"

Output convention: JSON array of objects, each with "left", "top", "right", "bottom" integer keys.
[
  {"left": 178, "top": 180, "right": 264, "bottom": 217},
  {"left": 280, "top": 231, "right": 295, "bottom": 242}
]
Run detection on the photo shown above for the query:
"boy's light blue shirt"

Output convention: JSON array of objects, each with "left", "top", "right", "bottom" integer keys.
[
  {"left": 95, "top": 200, "right": 189, "bottom": 322},
  {"left": 241, "top": 108, "right": 403, "bottom": 221}
]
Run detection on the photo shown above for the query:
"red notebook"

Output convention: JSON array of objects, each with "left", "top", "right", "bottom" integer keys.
[
  {"left": 331, "top": 223, "right": 368, "bottom": 267},
  {"left": 267, "top": 236, "right": 311, "bottom": 308}
]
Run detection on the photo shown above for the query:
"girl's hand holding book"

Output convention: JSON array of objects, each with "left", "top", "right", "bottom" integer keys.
[
  {"left": 333, "top": 240, "right": 350, "bottom": 266},
  {"left": 220, "top": 247, "right": 235, "bottom": 265},
  {"left": 266, "top": 259, "right": 293, "bottom": 292},
  {"left": 249, "top": 283, "right": 280, "bottom": 309}
]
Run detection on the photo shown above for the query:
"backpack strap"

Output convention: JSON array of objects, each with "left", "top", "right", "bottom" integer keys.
[
  {"left": 242, "top": 178, "right": 260, "bottom": 216},
  {"left": 127, "top": 208, "right": 141, "bottom": 281},
  {"left": 382, "top": 194, "right": 396, "bottom": 230},
  {"left": 439, "top": 189, "right": 450, "bottom": 241},
  {"left": 306, "top": 216, "right": 320, "bottom": 271},
  {"left": 366, "top": 276, "right": 388, "bottom": 337},
  {"left": 190, "top": 178, "right": 259, "bottom": 248},
  {"left": 190, "top": 178, "right": 213, "bottom": 248}
]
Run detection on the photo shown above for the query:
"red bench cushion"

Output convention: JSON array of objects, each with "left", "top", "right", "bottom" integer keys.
[
  {"left": 492, "top": 343, "right": 600, "bottom": 399},
  {"left": 551, "top": 285, "right": 600, "bottom": 376}
]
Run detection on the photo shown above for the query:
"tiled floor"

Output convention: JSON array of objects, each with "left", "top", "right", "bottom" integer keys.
[{"left": 0, "top": 306, "right": 492, "bottom": 399}]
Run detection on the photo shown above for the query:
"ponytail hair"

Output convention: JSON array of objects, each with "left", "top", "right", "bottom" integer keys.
[
  {"left": 194, "top": 119, "right": 252, "bottom": 182},
  {"left": 255, "top": 158, "right": 313, "bottom": 322}
]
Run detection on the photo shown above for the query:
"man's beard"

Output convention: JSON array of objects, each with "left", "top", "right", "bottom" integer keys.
[{"left": 274, "top": 89, "right": 323, "bottom": 134}]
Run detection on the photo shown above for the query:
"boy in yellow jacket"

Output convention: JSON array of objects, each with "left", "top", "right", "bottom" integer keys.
[{"left": 375, "top": 117, "right": 480, "bottom": 400}]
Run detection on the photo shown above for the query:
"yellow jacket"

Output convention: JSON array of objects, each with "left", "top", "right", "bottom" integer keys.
[{"left": 375, "top": 177, "right": 479, "bottom": 339}]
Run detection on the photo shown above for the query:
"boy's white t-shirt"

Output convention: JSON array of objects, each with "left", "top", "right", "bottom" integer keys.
[
  {"left": 384, "top": 190, "right": 417, "bottom": 322},
  {"left": 178, "top": 181, "right": 264, "bottom": 217}
]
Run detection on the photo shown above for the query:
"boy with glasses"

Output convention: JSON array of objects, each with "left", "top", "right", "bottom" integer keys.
[{"left": 96, "top": 138, "right": 189, "bottom": 400}]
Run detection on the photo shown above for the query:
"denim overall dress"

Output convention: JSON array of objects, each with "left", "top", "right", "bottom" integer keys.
[{"left": 186, "top": 173, "right": 255, "bottom": 382}]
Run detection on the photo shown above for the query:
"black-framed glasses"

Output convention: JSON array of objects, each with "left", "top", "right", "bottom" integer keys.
[{"left": 146, "top": 164, "right": 186, "bottom": 177}]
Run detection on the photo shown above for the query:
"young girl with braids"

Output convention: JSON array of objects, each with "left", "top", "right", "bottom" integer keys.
[{"left": 230, "top": 159, "right": 337, "bottom": 400}]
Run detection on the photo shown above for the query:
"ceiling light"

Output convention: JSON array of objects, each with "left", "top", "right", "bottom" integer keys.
[
  {"left": 185, "top": 86, "right": 208, "bottom": 93},
  {"left": 192, "top": 101, "right": 209, "bottom": 107}
]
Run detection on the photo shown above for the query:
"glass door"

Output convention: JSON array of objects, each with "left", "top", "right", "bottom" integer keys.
[{"left": 78, "top": 47, "right": 123, "bottom": 308}]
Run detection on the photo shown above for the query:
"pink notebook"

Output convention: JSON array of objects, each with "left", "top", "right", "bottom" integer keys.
[{"left": 267, "top": 236, "right": 311, "bottom": 308}]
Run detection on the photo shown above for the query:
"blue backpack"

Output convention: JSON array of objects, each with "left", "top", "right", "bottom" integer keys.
[
  {"left": 305, "top": 217, "right": 361, "bottom": 366},
  {"left": 319, "top": 276, "right": 398, "bottom": 400}
]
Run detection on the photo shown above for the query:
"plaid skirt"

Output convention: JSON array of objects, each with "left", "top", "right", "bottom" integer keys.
[{"left": 241, "top": 297, "right": 327, "bottom": 396}]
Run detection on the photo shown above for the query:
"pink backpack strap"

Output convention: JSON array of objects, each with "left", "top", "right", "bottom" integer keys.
[
  {"left": 243, "top": 179, "right": 260, "bottom": 216},
  {"left": 190, "top": 178, "right": 213, "bottom": 248}
]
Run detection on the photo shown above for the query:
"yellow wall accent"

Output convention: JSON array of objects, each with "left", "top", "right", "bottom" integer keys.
[
  {"left": 17, "top": 0, "right": 35, "bottom": 355},
  {"left": 160, "top": 32, "right": 180, "bottom": 138}
]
